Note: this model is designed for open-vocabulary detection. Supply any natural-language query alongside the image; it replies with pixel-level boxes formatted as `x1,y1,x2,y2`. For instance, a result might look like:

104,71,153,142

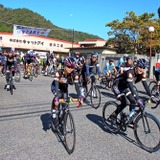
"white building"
0,32,79,57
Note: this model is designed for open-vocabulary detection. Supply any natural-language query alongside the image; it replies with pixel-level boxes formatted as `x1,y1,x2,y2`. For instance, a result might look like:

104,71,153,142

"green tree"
105,11,160,55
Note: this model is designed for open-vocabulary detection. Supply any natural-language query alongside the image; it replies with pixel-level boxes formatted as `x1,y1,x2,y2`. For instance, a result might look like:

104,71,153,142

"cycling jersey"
103,62,115,74
0,54,5,65
84,59,101,77
26,54,35,64
155,66,160,73
113,68,151,100
154,66,160,81
51,69,81,98
119,62,133,73
116,57,126,69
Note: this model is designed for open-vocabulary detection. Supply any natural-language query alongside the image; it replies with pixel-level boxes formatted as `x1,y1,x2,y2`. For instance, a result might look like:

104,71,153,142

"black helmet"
137,58,148,68
91,52,99,57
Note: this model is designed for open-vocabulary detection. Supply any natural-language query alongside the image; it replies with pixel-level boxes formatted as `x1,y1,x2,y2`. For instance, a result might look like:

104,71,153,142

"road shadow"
101,91,115,98
40,113,51,132
41,113,74,155
86,113,114,134
86,113,153,153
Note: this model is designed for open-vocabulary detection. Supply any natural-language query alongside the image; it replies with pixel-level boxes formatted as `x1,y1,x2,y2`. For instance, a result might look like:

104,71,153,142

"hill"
0,4,103,42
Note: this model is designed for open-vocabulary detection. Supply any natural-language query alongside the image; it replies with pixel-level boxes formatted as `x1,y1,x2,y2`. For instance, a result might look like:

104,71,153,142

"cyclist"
24,50,35,78
116,54,128,72
154,66,160,91
103,58,117,78
73,52,85,97
44,53,52,75
4,50,16,90
119,56,133,74
0,50,6,76
73,52,85,74
51,57,84,126
111,58,157,123
81,52,101,92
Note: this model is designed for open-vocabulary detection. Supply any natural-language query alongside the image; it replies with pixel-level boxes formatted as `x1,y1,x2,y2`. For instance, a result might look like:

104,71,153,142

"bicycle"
50,97,77,154
83,74,101,109
4,68,15,95
25,63,34,81
14,63,21,82
150,85,160,109
148,80,157,91
100,72,116,90
102,98,160,152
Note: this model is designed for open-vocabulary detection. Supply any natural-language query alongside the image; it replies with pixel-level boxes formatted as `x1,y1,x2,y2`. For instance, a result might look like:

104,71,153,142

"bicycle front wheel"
63,111,76,154
15,70,21,82
102,101,121,133
151,85,159,97
134,112,160,152
90,85,101,109
149,80,157,91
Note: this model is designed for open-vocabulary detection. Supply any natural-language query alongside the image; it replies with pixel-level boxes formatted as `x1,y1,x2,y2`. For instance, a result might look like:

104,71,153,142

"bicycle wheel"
102,101,121,133
134,112,160,152
151,85,159,97
63,111,76,154
133,85,139,96
90,85,101,109
149,80,157,91
100,78,107,89
15,70,21,82
10,81,13,95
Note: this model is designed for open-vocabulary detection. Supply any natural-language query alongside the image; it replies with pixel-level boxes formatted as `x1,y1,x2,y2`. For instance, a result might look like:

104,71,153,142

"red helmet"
64,57,76,68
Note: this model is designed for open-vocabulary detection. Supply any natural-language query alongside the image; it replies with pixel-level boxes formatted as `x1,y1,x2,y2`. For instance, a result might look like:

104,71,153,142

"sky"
0,0,159,40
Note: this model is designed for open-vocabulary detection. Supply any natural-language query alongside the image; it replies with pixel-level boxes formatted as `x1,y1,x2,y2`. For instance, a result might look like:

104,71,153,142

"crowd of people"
0,48,159,127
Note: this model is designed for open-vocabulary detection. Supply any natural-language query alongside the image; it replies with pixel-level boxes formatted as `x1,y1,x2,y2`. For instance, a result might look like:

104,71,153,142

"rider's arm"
127,74,139,100
141,78,152,97
86,64,90,77
96,64,101,77
53,72,60,95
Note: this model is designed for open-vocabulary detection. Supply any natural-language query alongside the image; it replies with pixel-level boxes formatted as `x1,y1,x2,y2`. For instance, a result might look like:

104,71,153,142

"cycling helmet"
64,56,76,68
137,58,148,68
28,50,34,56
91,52,99,57
123,54,128,57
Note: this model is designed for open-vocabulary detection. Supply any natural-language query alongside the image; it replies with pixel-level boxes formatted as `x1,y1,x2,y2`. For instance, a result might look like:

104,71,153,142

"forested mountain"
0,4,102,42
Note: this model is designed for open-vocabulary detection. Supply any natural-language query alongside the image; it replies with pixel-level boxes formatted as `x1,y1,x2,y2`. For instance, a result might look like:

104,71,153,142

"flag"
13,24,51,36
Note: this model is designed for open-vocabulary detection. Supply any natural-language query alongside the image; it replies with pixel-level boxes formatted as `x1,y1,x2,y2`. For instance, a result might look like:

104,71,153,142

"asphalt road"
0,75,159,160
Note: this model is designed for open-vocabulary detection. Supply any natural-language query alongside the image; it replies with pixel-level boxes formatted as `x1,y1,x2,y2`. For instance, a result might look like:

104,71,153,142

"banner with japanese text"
13,24,51,36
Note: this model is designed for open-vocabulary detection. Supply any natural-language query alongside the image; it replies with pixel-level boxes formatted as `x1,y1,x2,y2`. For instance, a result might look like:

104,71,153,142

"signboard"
13,24,51,37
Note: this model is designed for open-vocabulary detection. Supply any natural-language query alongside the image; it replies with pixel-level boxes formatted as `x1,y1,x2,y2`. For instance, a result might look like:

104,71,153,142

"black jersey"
114,68,145,91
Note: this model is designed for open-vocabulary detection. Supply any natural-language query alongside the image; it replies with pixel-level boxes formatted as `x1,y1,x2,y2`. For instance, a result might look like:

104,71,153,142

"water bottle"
80,87,85,97
52,109,56,118
128,109,135,119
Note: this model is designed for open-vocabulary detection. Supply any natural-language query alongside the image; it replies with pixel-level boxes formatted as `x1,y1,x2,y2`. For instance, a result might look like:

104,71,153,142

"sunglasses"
138,66,146,69
92,56,97,58
66,66,75,69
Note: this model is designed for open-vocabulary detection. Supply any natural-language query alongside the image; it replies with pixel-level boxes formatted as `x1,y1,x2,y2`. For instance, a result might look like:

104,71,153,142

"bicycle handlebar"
59,97,79,103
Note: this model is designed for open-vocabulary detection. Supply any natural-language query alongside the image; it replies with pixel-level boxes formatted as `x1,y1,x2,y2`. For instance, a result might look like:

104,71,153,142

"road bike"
148,80,157,91
14,63,21,82
50,97,76,154
83,74,101,109
100,72,116,90
4,69,16,95
102,98,160,152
